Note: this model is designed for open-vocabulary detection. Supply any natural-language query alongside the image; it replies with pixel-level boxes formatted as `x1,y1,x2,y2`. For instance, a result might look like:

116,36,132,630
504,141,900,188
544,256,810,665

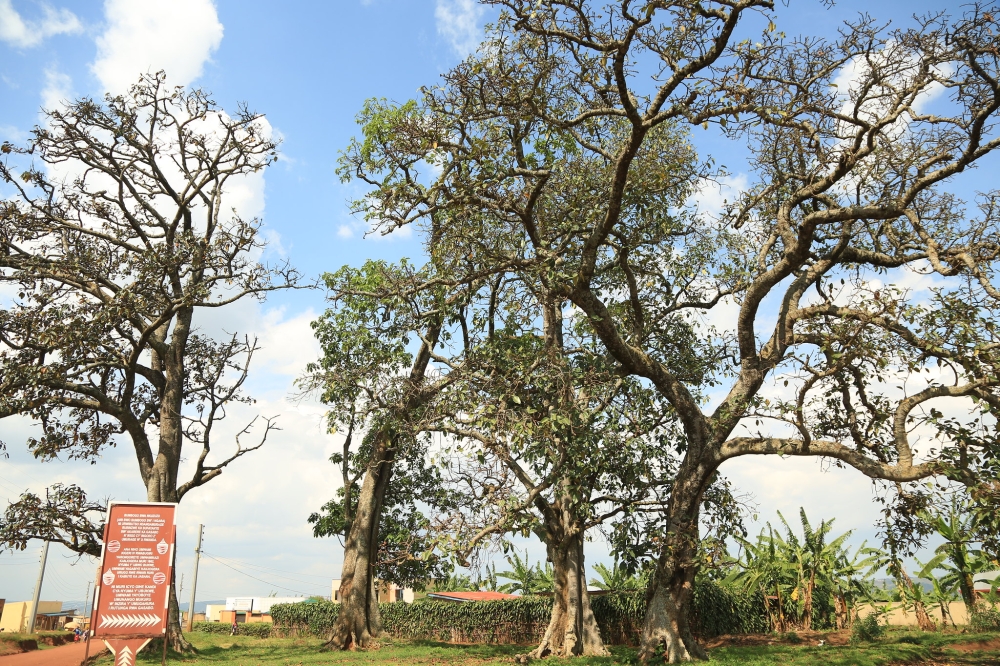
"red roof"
426,591,519,602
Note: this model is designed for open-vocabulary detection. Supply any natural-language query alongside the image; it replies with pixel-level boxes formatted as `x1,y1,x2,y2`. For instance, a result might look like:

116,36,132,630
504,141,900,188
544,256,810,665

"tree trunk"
532,529,607,658
959,572,976,618
833,591,848,630
774,584,786,633
324,319,442,651
897,570,936,632
145,452,191,652
638,457,716,664
802,572,815,630
325,432,395,650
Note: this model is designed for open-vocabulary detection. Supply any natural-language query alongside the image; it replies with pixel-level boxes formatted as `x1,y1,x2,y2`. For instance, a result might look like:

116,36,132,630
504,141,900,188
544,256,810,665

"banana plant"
496,550,553,595
916,565,959,627
918,502,992,617
589,561,648,591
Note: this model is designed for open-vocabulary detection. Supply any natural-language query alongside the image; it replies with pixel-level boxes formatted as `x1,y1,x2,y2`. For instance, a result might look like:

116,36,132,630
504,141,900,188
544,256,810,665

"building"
974,571,1000,596
424,591,518,603
0,601,68,633
204,604,225,622
219,597,310,624
331,579,414,603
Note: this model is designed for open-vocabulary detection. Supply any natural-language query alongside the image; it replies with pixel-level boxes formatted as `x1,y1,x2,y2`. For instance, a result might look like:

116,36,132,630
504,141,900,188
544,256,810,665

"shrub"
970,603,1000,632
191,621,271,638
268,580,770,645
851,612,886,643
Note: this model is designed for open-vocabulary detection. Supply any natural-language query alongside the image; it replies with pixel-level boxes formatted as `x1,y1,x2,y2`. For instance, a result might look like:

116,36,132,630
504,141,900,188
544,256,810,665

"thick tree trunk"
638,456,717,664
532,529,607,658
136,310,194,652
145,453,191,652
325,433,395,650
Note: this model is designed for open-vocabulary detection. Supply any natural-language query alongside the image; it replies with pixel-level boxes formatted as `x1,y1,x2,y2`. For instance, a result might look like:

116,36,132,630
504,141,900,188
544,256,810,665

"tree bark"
638,456,717,664
833,591,848,630
802,571,815,630
144,308,193,652
958,571,976,618
531,511,607,658
325,432,395,650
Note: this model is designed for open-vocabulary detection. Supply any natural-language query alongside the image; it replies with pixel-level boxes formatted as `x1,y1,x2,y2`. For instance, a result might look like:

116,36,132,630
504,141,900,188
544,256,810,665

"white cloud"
690,173,748,221
337,224,354,239
435,0,483,56
91,0,223,95
40,66,72,111
0,0,82,48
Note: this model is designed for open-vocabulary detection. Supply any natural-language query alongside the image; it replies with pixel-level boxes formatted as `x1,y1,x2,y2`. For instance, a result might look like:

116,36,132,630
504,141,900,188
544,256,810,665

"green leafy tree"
300,259,460,649
340,1,1000,660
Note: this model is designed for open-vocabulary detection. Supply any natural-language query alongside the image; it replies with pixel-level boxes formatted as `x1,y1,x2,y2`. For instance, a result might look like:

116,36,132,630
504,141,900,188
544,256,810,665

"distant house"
220,596,310,625
204,604,225,622
425,591,518,603
974,571,1000,596
0,601,72,632
331,579,414,604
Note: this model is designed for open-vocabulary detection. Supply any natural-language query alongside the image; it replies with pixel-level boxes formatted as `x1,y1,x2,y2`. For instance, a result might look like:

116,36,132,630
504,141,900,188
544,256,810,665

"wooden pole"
27,541,49,633
186,525,203,631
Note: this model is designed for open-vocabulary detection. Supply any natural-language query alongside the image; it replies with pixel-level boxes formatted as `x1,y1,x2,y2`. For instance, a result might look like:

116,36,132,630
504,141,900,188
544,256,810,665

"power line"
200,552,335,581
200,553,326,597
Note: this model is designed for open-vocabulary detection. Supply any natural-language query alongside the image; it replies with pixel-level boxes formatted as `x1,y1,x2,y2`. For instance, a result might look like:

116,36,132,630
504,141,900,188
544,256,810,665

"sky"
0,0,981,608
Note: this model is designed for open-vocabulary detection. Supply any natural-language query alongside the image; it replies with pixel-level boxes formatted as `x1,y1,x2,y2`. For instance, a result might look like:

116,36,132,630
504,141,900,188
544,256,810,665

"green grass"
99,629,1000,665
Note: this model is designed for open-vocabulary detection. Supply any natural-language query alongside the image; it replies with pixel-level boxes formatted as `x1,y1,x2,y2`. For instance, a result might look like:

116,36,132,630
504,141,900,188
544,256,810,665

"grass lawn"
101,629,1000,665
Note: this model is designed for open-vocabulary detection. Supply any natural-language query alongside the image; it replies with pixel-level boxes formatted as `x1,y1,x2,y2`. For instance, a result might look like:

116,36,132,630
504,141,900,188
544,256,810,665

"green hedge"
269,580,769,645
191,621,272,638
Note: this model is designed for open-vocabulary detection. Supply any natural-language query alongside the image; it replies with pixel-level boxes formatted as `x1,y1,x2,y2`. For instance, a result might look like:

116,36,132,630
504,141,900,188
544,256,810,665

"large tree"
338,1,1000,661
0,73,297,648
302,258,472,649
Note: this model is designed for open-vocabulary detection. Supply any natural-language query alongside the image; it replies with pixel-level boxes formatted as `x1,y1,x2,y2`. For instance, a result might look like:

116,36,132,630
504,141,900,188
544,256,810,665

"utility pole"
186,524,203,632
83,580,92,617
26,541,49,634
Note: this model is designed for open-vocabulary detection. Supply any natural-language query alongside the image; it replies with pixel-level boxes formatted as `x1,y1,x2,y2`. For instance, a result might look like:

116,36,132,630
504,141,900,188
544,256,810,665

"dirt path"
0,640,106,665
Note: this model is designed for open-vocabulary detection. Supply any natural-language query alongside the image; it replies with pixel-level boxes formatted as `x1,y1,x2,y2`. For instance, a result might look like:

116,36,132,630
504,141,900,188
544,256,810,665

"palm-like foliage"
496,551,553,595
917,566,959,627
918,502,992,616
589,561,648,591
725,508,881,630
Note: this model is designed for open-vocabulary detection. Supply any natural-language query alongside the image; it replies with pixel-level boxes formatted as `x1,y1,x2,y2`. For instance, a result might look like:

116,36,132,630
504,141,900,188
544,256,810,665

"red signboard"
92,502,176,650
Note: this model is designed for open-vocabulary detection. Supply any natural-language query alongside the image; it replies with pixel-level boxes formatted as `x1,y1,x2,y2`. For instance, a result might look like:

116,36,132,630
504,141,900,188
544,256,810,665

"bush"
851,612,886,643
191,621,271,638
268,580,770,645
970,603,1000,632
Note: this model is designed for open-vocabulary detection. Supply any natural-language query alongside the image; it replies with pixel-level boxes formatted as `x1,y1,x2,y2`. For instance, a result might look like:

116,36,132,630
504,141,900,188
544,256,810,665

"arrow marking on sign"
116,646,134,666
100,613,160,629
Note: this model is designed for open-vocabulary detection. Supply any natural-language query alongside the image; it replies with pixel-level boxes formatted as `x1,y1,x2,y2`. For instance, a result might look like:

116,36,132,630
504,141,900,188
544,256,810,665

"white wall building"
224,597,309,613
331,579,413,603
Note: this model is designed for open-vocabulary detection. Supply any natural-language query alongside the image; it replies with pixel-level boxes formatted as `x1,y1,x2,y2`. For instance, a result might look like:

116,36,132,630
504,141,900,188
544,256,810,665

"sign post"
91,502,176,666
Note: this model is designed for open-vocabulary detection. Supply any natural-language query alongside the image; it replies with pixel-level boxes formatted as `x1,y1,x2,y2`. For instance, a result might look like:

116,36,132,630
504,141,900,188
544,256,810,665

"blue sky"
0,0,974,606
